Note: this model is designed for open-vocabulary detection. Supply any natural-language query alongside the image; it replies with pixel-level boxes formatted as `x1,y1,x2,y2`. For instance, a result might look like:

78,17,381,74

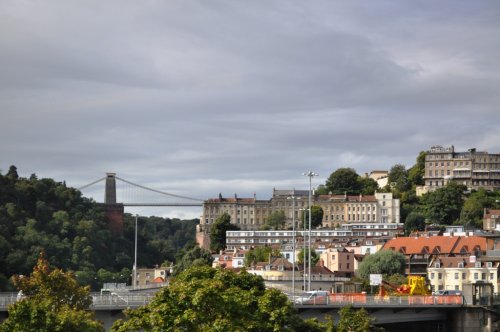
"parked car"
433,290,462,296
294,291,329,304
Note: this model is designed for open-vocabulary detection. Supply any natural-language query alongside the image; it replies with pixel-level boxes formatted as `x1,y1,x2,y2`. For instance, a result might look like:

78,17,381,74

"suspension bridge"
78,173,203,207
77,173,204,233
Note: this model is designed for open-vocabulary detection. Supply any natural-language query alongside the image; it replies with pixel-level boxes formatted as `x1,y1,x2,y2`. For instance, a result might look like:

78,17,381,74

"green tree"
173,245,213,275
335,305,374,332
404,211,426,235
358,177,379,195
302,206,324,228
358,250,406,279
0,252,103,332
266,210,287,230
325,168,361,194
422,182,466,225
210,212,239,252
459,188,493,228
407,151,426,186
297,247,319,266
244,246,275,267
388,164,410,193
111,266,319,332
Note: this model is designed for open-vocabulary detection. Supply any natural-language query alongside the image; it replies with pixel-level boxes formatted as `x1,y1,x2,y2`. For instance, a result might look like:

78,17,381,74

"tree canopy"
358,250,406,279
265,210,287,230
111,266,320,332
0,252,103,332
0,166,198,291
210,212,239,252
301,206,324,229
325,168,361,194
421,182,466,225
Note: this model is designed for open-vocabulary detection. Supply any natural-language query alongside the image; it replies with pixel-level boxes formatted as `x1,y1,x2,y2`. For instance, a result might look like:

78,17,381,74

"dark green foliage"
325,168,361,194
0,166,198,291
358,177,379,195
358,250,406,279
0,253,104,332
112,266,320,332
210,212,239,252
421,182,466,225
173,245,213,275
301,205,324,228
404,212,426,235
265,210,287,230
335,305,375,332
244,247,282,267
388,164,410,194
298,247,319,266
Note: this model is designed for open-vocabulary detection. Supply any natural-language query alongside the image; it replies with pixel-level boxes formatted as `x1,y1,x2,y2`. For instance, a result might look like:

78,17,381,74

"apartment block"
200,190,400,232
423,145,500,192
427,256,499,293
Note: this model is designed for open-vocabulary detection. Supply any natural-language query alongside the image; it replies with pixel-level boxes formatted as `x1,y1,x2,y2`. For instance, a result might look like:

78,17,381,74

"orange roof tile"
383,236,487,255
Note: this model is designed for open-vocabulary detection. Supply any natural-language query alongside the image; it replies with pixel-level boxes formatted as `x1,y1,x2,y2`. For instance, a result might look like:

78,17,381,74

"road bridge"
0,291,480,331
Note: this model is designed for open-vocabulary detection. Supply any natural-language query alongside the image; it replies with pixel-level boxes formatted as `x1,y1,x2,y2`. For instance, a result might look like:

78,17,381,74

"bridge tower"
102,173,124,234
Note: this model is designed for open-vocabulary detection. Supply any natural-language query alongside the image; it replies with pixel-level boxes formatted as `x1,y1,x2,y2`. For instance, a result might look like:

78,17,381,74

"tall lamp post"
133,214,138,289
300,208,307,292
287,195,300,300
303,171,318,291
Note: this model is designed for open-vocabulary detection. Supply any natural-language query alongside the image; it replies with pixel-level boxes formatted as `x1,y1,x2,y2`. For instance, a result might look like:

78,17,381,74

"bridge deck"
0,292,464,312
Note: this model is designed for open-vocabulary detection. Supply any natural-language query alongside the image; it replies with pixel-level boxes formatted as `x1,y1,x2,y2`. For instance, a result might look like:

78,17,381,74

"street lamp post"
303,171,318,291
287,195,300,301
133,214,138,289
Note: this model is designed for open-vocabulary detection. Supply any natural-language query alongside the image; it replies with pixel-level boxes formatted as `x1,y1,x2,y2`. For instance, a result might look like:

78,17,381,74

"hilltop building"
199,190,400,232
422,145,500,193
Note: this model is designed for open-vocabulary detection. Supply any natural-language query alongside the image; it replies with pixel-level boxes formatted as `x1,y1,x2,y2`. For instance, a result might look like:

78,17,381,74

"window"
431,272,435,279
454,273,459,280
474,273,478,280
462,273,466,280
438,273,442,280
490,273,494,280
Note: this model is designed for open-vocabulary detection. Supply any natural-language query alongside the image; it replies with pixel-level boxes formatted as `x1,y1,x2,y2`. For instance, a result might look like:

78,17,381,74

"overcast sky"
1,1,499,219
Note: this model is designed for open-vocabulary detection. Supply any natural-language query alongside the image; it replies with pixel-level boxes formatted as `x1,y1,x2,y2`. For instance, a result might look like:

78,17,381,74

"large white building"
200,190,400,232
423,145,500,192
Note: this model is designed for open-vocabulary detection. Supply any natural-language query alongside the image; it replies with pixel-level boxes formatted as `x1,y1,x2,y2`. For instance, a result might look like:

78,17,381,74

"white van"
294,290,329,304
433,290,462,296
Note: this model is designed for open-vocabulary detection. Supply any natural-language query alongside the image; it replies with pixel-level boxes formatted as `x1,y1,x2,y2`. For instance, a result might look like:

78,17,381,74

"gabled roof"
453,236,487,255
429,257,469,268
484,209,500,219
383,236,487,255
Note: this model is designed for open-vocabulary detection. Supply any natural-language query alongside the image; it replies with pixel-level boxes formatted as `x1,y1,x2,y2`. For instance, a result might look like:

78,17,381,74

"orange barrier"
329,293,367,304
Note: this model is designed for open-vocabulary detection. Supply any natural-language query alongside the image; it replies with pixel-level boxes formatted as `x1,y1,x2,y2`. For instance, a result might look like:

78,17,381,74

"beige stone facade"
317,192,399,228
427,256,499,293
424,145,500,191
200,190,400,232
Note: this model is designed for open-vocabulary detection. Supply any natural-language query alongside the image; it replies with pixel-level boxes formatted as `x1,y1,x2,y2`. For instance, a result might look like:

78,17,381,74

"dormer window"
435,262,441,268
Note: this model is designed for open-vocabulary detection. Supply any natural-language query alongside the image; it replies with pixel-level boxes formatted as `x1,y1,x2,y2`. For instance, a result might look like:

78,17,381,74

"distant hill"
0,165,198,291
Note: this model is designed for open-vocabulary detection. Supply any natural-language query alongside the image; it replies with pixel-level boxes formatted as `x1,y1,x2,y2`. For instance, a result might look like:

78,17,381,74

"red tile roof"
383,236,487,255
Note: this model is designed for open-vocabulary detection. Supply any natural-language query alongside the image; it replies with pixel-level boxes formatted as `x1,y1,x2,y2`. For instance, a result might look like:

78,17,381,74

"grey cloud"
1,1,500,218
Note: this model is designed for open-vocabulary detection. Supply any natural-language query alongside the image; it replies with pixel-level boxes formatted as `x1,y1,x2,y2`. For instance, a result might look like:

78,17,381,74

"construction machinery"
378,276,431,296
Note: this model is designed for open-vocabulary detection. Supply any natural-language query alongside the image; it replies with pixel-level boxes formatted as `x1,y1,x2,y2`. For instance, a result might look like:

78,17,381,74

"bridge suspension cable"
77,176,106,191
115,176,203,203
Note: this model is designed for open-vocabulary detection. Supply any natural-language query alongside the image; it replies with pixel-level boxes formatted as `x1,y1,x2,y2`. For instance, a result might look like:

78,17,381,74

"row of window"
430,271,495,281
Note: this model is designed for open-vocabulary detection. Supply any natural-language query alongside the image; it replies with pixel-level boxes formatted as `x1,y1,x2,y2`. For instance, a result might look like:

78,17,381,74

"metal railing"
291,293,464,307
0,292,156,311
0,292,465,312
